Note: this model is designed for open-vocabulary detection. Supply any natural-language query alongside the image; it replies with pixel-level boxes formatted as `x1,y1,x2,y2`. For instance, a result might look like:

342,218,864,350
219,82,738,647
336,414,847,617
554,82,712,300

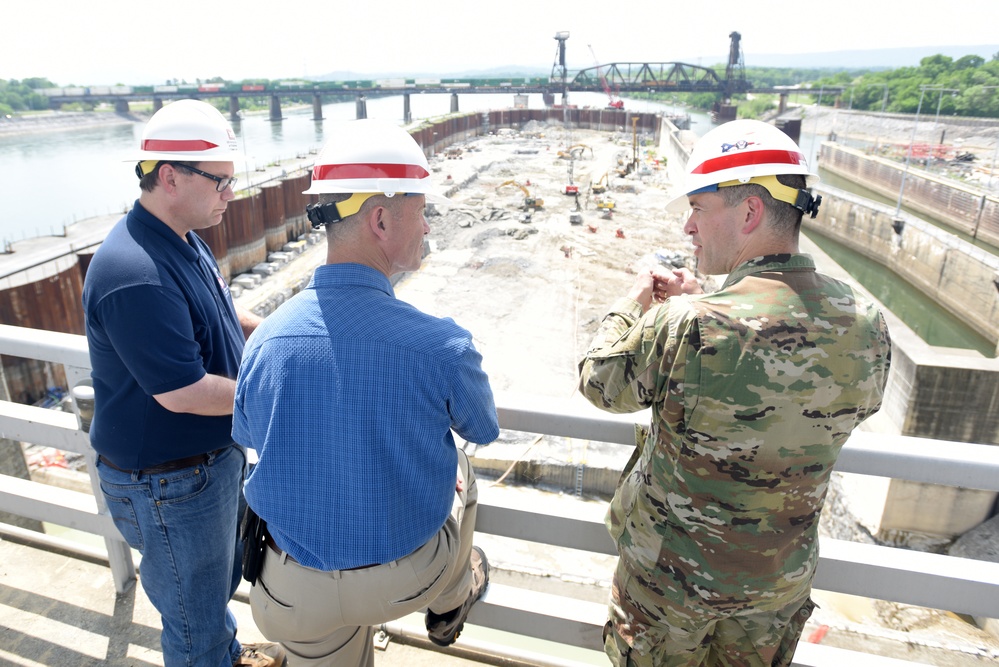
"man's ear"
368,203,390,240
158,163,180,194
741,195,765,234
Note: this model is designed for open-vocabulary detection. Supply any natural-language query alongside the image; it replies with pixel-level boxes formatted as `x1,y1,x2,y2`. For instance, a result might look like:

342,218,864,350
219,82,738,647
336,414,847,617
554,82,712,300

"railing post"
71,379,136,594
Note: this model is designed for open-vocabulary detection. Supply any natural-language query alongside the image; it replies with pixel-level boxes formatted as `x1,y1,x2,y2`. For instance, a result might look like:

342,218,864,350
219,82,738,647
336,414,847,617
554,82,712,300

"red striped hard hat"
125,99,244,169
666,119,818,213
303,119,450,204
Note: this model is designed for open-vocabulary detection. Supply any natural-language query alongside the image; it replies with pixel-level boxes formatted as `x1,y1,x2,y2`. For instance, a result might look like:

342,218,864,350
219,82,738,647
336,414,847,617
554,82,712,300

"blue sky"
3,0,998,85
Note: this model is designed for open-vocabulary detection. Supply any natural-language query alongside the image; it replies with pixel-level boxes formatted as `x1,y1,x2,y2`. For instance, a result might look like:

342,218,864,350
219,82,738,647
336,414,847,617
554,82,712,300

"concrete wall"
808,186,999,348
817,142,999,249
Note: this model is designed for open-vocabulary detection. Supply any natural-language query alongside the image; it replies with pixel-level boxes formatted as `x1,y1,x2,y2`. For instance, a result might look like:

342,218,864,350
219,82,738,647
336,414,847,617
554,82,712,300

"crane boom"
587,44,623,109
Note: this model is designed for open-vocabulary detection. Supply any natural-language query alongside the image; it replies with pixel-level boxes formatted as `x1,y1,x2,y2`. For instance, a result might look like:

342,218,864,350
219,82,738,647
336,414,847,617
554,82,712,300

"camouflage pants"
603,588,815,667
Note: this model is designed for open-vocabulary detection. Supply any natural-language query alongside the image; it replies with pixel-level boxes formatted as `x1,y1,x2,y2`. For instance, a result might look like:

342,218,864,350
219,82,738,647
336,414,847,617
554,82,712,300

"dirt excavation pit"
395,120,693,398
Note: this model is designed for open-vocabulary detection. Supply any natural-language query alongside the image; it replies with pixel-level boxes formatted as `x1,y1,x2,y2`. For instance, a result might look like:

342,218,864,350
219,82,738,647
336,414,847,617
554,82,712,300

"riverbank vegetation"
0,78,56,116
651,52,999,119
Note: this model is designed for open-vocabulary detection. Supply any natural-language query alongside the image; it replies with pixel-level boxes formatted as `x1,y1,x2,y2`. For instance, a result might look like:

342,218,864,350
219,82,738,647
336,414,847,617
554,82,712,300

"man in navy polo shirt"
82,100,283,667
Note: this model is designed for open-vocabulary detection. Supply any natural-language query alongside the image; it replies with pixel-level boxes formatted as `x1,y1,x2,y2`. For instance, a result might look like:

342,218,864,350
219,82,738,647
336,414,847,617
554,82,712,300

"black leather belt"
98,447,227,475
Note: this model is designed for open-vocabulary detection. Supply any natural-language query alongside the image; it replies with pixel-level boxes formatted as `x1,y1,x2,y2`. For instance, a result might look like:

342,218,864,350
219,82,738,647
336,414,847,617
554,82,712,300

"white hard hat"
126,99,244,172
666,119,819,214
303,118,449,206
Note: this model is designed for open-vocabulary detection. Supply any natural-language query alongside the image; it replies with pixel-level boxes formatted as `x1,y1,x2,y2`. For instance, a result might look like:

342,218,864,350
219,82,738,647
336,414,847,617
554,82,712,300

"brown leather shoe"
234,642,287,667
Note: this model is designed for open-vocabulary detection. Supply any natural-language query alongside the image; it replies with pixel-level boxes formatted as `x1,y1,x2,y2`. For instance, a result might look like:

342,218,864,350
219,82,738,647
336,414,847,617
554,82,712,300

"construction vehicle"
496,180,544,210
591,172,608,194
588,45,624,110
569,212,583,225
595,196,615,211
557,144,592,160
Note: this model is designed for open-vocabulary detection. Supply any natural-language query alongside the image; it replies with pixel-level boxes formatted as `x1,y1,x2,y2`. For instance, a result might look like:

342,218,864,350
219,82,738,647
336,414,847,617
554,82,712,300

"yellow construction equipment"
496,180,545,210
596,196,615,211
591,172,608,194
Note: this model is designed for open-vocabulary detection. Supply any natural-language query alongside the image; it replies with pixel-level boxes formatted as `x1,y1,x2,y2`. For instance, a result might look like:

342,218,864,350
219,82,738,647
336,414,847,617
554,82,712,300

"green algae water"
804,230,996,357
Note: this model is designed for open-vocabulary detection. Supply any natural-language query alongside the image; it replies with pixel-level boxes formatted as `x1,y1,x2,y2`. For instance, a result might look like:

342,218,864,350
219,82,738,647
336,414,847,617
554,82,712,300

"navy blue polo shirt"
82,200,244,469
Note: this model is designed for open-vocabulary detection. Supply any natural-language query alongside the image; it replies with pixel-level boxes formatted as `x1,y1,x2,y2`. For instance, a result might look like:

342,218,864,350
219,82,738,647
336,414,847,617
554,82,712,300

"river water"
0,93,993,354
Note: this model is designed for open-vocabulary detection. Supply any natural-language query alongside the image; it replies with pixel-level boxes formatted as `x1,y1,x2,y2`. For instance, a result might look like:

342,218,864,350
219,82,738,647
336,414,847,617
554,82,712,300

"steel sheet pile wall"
408,114,483,158
0,261,83,403
199,215,230,279
261,184,287,252
818,143,999,247
483,108,661,143
282,172,311,238
217,196,266,279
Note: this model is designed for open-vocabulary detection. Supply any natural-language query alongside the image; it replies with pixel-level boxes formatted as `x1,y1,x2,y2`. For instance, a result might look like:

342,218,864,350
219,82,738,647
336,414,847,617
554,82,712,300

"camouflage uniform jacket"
579,254,891,647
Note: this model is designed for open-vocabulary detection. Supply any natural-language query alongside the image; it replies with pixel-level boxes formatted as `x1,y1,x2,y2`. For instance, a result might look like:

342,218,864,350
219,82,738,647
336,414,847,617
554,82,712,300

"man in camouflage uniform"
578,119,892,666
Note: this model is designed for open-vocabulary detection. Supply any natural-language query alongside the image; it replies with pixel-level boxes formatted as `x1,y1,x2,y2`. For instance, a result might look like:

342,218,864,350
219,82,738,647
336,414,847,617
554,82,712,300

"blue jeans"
97,444,247,667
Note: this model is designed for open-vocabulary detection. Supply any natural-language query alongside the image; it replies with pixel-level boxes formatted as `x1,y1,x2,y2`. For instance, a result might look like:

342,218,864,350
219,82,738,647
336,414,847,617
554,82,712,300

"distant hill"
315,45,999,80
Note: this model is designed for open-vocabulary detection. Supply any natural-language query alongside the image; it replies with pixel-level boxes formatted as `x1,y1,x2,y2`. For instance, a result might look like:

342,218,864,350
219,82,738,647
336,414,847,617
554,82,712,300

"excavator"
557,144,593,160
591,172,609,194
496,180,544,210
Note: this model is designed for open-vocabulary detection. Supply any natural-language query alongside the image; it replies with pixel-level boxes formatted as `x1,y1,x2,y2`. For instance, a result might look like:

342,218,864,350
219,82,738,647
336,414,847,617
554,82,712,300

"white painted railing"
1,325,998,666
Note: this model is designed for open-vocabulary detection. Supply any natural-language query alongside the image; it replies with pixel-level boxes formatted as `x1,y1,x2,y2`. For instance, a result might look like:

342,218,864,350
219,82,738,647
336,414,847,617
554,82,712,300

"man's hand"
629,267,703,312
662,268,703,297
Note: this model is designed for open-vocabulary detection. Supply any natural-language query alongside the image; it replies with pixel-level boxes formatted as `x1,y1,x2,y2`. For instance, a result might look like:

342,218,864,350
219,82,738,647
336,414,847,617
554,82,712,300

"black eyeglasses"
169,163,238,192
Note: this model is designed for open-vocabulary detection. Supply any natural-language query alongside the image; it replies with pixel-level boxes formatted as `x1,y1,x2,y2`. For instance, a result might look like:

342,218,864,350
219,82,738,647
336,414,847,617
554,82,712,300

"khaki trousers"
249,450,477,667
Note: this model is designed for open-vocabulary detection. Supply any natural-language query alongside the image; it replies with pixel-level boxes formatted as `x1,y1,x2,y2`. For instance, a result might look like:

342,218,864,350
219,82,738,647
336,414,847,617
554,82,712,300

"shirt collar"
129,200,200,262
721,254,816,290
310,263,396,298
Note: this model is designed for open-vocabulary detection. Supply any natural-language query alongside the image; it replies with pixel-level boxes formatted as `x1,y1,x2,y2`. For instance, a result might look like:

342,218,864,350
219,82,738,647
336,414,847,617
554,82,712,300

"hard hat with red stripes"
666,119,821,217
303,119,450,227
126,99,244,177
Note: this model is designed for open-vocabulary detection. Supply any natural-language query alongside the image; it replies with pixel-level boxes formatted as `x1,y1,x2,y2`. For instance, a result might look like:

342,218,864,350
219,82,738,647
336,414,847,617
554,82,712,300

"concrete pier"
268,94,282,121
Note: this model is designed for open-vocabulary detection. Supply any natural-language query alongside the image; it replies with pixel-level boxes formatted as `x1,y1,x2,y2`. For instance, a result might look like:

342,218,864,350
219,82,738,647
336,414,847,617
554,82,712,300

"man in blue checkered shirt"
233,119,499,666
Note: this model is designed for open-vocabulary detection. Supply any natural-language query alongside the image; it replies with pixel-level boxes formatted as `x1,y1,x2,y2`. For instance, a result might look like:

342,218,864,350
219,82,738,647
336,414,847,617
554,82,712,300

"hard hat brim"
665,192,691,214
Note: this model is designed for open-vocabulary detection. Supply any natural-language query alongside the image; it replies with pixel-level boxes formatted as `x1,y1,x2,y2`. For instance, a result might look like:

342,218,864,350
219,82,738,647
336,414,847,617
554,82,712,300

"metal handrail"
1,325,998,666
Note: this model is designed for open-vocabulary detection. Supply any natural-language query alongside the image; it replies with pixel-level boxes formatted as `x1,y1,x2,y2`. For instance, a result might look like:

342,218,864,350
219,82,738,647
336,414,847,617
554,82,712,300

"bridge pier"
269,94,282,121
152,97,164,113
778,93,788,115
403,94,412,124
543,92,555,107
113,99,130,113
355,96,367,119
229,96,240,123
450,93,459,113
312,94,323,121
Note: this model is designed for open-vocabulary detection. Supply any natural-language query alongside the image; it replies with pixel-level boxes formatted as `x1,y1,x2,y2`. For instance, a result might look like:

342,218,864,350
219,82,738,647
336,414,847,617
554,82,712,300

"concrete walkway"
0,480,617,667
0,533,514,667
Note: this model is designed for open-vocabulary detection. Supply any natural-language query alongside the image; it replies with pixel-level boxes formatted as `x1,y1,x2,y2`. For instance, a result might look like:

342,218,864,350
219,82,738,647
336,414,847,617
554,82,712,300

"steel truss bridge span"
570,62,750,95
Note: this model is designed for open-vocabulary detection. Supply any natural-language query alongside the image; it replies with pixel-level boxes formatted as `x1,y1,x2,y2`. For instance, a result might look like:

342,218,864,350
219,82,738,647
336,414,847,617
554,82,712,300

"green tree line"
650,52,999,119
810,53,999,116
0,78,58,116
